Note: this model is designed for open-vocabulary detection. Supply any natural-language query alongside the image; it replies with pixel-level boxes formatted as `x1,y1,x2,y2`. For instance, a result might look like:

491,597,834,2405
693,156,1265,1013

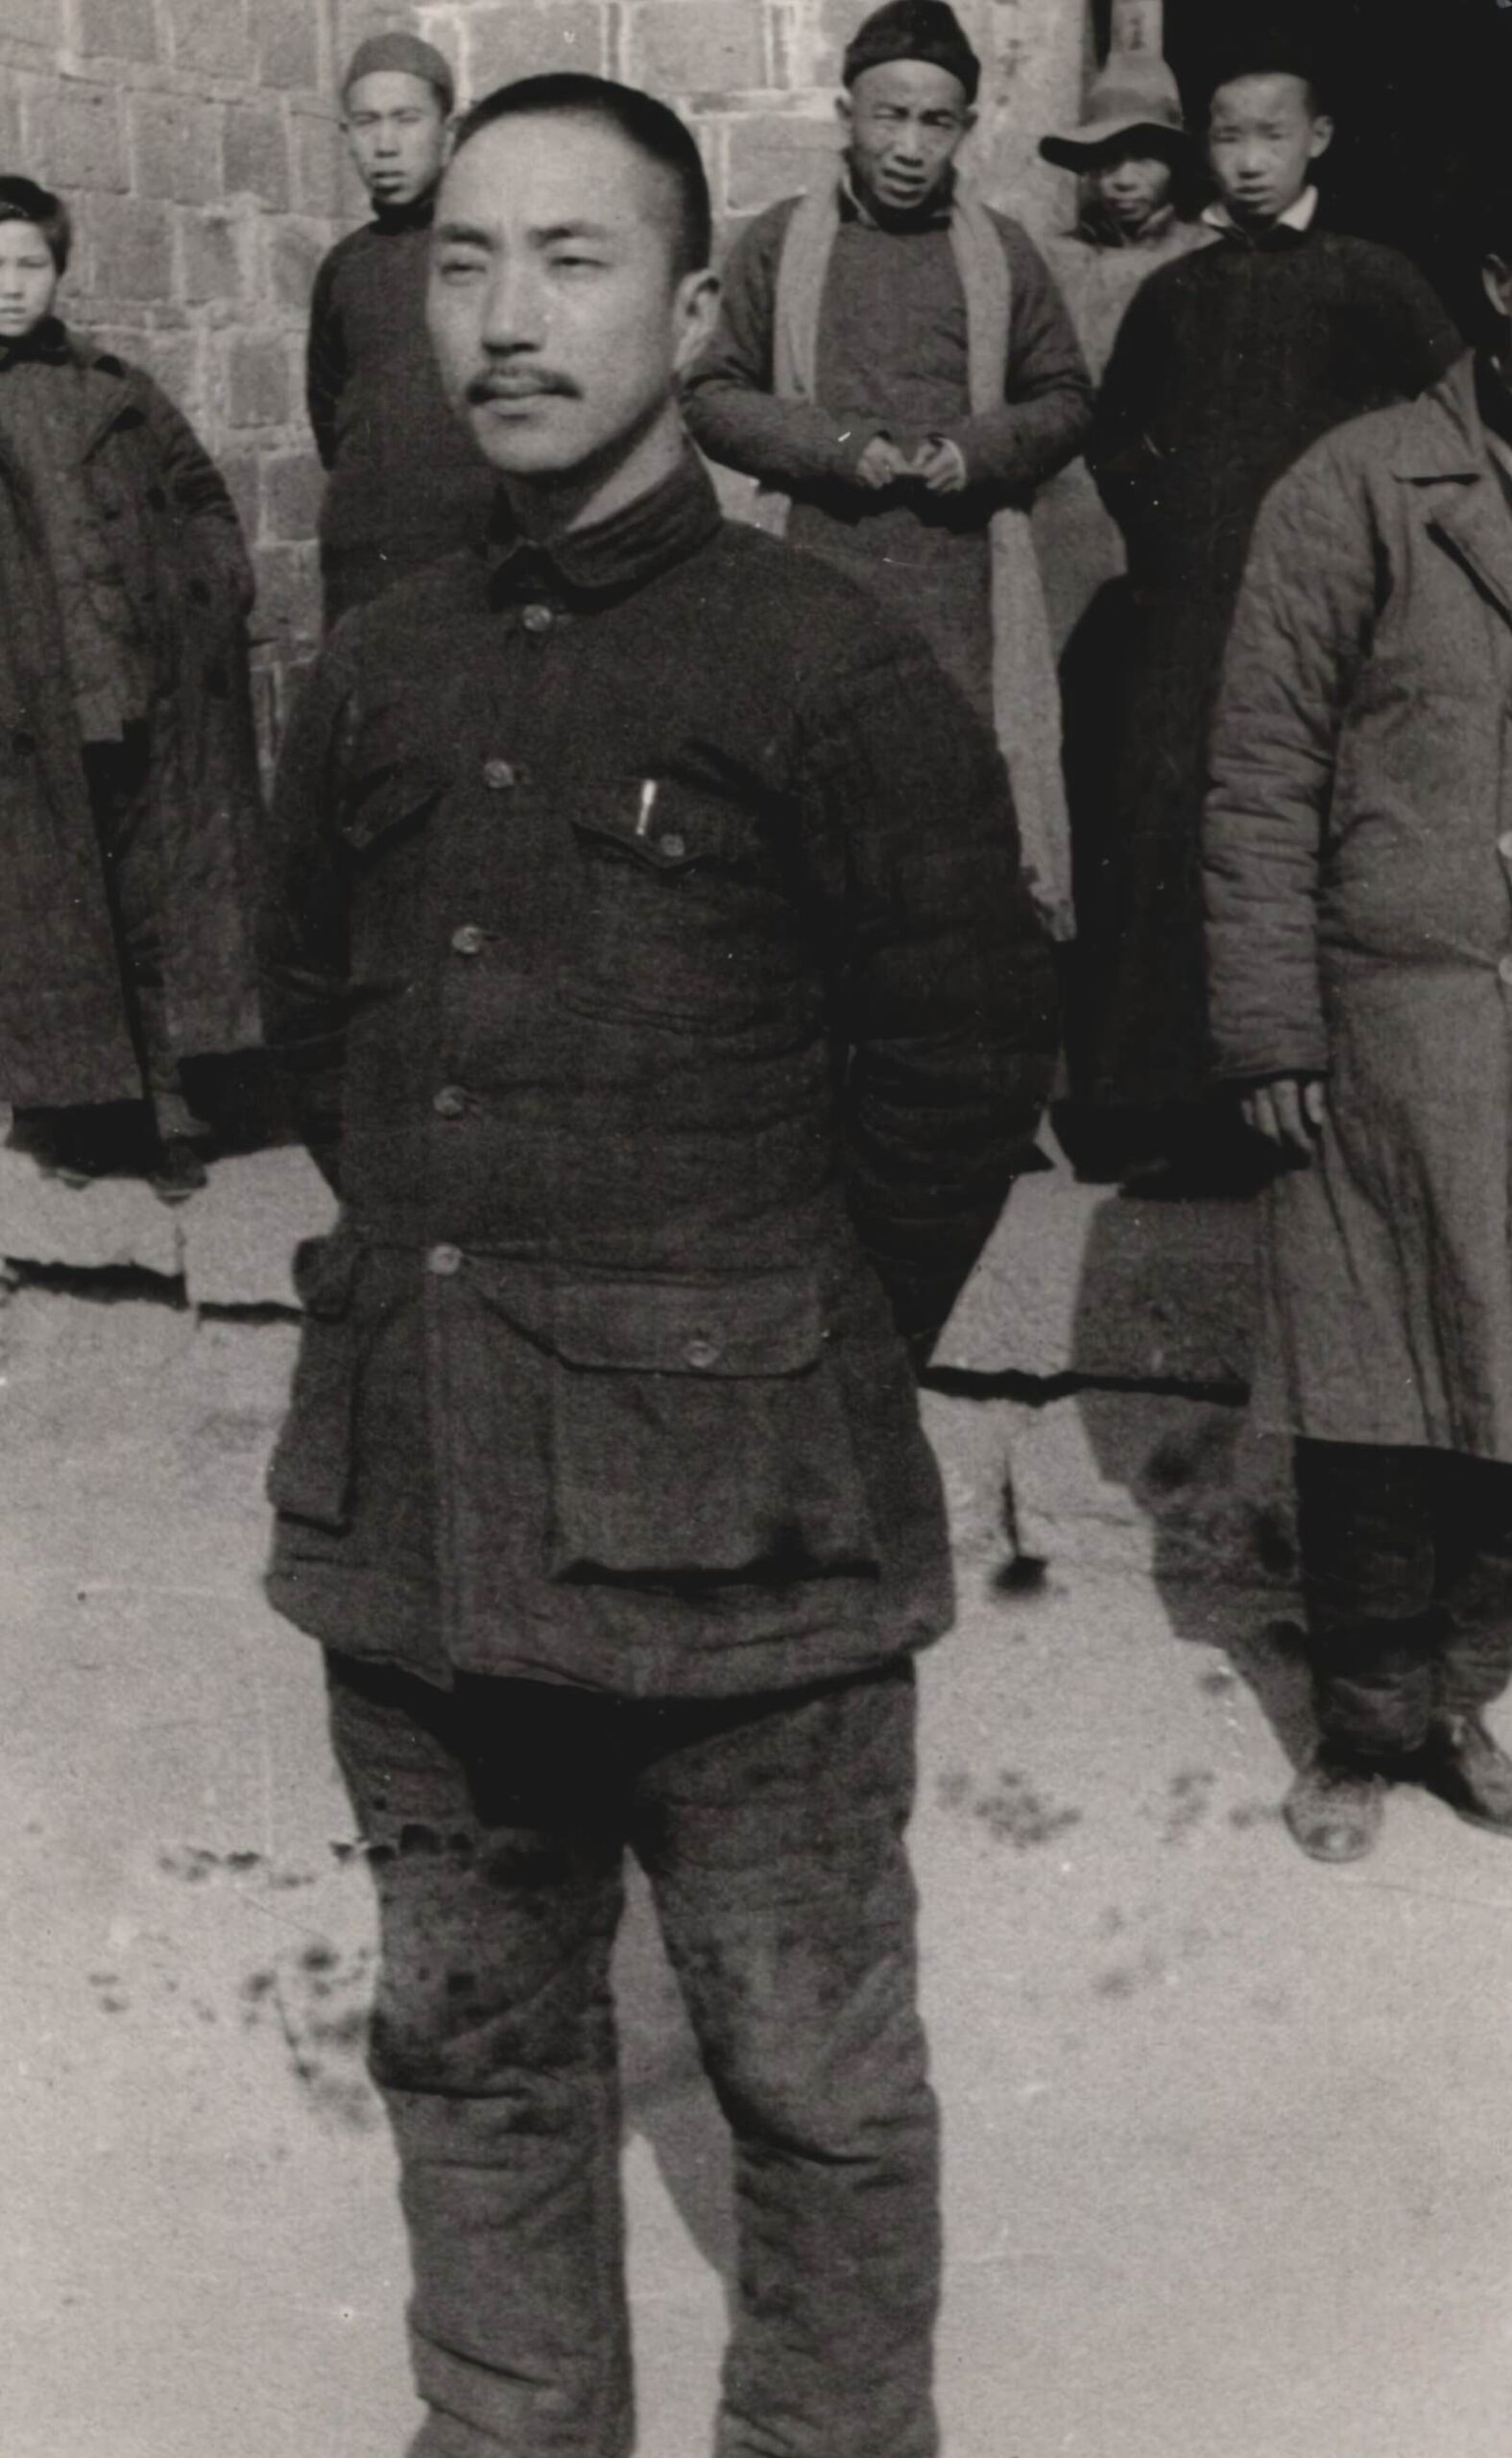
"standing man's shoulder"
312,218,376,292
694,518,980,720
720,193,808,283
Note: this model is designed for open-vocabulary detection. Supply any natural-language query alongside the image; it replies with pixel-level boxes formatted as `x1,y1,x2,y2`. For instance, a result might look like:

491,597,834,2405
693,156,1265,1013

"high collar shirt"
1202,184,1321,245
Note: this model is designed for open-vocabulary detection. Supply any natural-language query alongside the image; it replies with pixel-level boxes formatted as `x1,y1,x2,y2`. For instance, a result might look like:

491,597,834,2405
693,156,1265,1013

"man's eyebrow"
434,220,493,248
533,220,617,245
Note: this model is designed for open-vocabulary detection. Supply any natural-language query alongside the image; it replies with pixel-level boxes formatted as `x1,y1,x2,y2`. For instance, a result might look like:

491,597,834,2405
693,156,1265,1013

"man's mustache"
466,369,581,404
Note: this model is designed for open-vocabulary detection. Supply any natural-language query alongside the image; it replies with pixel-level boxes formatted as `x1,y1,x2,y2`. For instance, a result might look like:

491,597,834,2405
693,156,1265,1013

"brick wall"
0,0,1089,740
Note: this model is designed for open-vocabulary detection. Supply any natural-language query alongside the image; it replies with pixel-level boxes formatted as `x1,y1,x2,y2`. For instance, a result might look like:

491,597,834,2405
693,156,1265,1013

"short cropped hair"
0,175,72,273
450,74,712,278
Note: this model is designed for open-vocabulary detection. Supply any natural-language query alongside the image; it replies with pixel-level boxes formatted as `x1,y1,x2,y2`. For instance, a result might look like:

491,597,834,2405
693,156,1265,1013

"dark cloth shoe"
1418,1714,1512,1836
148,1136,209,1205
1282,1751,1388,1862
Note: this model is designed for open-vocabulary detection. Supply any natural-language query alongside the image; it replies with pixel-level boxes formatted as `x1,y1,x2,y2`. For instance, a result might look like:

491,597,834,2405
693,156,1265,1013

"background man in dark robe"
1086,39,1459,1189
306,31,495,628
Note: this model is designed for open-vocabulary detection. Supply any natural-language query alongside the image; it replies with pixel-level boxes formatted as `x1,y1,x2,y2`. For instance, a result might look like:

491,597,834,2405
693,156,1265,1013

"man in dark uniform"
305,31,495,627
262,72,1055,2458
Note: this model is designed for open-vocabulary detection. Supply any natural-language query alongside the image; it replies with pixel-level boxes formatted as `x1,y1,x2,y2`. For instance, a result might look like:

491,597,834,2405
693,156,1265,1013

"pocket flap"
340,759,446,854
570,782,751,873
553,1271,826,1378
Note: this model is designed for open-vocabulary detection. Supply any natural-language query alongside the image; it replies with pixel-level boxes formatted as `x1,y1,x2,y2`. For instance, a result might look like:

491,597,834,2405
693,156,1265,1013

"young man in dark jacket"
682,0,1091,934
262,70,1055,2458
306,31,494,627
1086,42,1460,1185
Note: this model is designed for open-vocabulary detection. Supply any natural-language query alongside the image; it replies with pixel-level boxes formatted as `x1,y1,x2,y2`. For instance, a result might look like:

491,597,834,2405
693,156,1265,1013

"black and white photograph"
1,4,1510,2454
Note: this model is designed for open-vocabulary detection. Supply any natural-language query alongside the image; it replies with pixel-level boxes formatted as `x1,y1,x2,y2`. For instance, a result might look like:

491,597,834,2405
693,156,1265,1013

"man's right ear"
834,93,853,136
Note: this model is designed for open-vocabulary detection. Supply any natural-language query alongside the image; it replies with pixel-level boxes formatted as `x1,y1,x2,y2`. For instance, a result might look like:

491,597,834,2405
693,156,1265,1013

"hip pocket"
538,1268,878,1582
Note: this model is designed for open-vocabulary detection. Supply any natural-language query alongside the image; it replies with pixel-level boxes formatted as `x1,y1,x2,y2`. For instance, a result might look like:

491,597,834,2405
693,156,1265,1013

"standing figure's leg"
1419,1455,1512,1835
640,1662,940,2458
1288,1438,1439,1861
327,1657,636,2458
84,727,208,1193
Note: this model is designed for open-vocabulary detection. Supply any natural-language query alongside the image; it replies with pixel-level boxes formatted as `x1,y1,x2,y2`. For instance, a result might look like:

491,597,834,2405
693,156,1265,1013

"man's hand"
1240,1073,1327,1159
910,437,969,495
854,434,911,492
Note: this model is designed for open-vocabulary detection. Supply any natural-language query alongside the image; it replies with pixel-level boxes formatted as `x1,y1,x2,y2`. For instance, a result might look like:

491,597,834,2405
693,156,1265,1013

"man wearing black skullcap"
306,32,495,626
684,0,1092,935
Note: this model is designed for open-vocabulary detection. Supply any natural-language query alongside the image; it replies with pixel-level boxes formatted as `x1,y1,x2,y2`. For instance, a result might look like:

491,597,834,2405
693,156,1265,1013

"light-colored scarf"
752,181,1072,937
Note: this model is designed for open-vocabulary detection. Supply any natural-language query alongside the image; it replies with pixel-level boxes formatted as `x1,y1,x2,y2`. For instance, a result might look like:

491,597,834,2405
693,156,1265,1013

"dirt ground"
2,1281,1511,2458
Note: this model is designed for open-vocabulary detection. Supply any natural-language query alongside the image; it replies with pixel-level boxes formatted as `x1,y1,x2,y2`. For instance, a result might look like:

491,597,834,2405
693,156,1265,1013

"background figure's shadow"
1063,1189,1319,1775
613,1866,737,2293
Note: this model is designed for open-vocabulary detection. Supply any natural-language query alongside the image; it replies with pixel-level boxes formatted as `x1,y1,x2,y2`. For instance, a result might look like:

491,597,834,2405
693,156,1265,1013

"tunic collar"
0,316,72,374
371,190,437,237
1202,184,1319,249
485,447,724,606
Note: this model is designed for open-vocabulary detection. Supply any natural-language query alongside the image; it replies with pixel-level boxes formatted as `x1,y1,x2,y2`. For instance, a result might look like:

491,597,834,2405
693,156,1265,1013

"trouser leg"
638,1662,940,2458
1293,1439,1441,1757
326,1657,635,2458
84,730,200,1140
1431,1456,1512,1720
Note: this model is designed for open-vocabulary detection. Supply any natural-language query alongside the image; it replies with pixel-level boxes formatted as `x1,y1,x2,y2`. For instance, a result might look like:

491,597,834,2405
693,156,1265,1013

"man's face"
0,219,60,342
344,71,448,210
428,112,716,496
838,60,974,217
1208,74,1332,229
1088,145,1175,235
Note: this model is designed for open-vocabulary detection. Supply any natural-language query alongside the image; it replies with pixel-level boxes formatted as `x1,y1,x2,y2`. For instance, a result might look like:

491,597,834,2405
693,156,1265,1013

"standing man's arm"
1204,440,1381,1149
259,640,358,1189
796,627,1058,1357
930,223,1092,493
305,247,347,474
681,205,895,490
1085,274,1173,543
1376,253,1463,398
134,369,255,611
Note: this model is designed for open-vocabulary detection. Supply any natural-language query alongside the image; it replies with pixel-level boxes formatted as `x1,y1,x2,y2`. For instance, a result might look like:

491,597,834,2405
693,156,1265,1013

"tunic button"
659,831,687,860
433,1085,468,1119
427,1243,463,1276
451,924,485,955
520,603,554,635
684,1334,721,1370
482,758,516,791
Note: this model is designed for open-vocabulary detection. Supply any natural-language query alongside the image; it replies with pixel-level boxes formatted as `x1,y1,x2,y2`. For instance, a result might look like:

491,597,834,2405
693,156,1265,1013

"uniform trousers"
326,1649,941,2458
1294,1439,1512,1757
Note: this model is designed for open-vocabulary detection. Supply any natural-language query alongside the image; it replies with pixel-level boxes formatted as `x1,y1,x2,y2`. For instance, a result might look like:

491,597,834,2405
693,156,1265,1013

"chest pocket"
562,779,803,1032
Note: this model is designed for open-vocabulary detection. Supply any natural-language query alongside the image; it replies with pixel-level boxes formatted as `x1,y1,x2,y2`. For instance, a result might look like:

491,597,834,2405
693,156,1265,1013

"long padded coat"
1205,353,1512,1458
0,332,262,1107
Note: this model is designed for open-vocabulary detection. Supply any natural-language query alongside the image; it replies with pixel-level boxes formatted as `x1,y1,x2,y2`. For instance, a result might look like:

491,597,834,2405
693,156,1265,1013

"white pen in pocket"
635,778,660,837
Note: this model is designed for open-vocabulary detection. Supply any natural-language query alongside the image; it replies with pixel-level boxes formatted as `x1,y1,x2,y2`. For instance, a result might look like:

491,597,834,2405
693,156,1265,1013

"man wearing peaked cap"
684,0,1092,935
305,28,495,626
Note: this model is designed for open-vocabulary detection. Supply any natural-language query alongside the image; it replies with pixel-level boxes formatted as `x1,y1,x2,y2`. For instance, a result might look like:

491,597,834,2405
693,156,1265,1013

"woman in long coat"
1204,296,1512,1864
0,177,261,1198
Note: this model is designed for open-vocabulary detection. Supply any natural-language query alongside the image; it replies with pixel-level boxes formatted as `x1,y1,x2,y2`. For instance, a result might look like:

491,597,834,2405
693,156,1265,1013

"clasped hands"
854,432,968,495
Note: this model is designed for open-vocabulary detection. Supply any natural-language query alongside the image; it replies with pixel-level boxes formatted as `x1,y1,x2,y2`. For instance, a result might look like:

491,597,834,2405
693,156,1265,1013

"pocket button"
427,1243,464,1275
433,1085,468,1119
659,831,687,860
482,759,516,791
451,924,485,955
684,1334,721,1370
